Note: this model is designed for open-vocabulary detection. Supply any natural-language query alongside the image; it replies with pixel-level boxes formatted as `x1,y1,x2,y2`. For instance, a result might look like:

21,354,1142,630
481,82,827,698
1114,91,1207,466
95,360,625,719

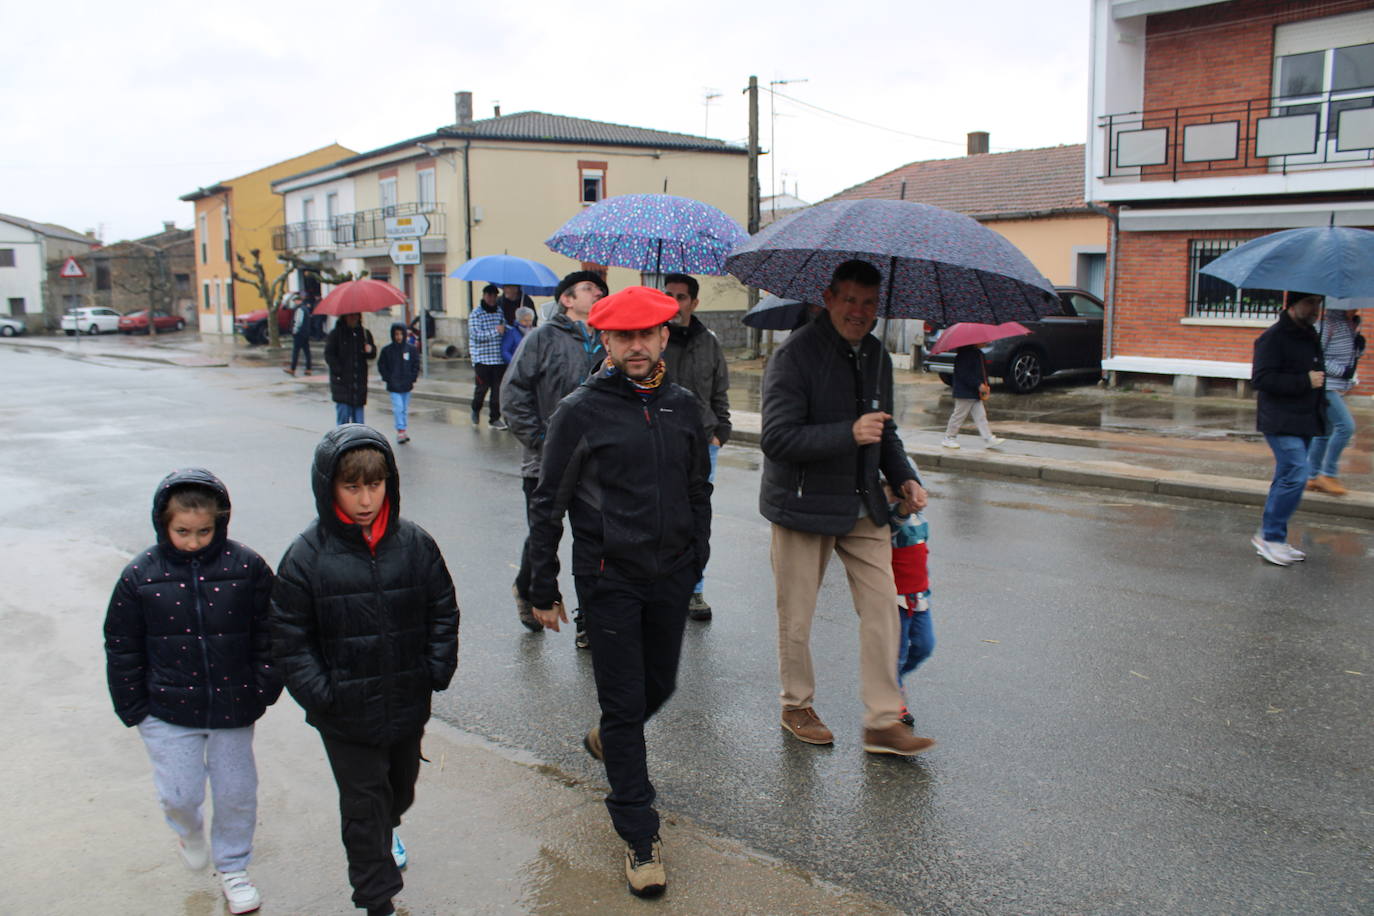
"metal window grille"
1187,240,1284,319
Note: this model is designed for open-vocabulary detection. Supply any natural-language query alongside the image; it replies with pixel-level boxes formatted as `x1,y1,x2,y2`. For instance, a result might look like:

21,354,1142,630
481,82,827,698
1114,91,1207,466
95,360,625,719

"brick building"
48,223,197,325
1087,0,1374,396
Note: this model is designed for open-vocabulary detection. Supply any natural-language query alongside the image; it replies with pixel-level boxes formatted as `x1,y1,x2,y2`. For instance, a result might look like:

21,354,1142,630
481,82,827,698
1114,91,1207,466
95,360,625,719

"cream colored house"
272,95,750,347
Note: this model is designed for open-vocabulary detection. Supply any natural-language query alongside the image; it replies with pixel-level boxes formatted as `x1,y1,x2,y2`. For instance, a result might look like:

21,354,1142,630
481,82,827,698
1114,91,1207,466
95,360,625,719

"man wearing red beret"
528,286,712,899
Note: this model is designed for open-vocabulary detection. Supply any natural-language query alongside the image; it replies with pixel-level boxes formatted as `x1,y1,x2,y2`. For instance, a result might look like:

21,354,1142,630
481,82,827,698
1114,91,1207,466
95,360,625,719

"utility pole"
746,75,761,359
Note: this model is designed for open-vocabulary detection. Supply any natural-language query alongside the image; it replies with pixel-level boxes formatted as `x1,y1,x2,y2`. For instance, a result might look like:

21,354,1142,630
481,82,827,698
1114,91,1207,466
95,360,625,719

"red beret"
588,286,680,331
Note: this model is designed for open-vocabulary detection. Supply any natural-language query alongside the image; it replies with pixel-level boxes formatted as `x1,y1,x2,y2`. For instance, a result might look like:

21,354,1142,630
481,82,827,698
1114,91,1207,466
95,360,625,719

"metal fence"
273,202,446,252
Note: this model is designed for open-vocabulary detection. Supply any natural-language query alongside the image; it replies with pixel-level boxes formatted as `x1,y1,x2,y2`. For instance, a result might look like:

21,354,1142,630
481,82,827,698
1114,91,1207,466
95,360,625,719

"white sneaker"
1251,534,1294,567
178,831,208,871
220,871,261,914
1280,543,1307,562
941,437,960,449
985,435,1005,448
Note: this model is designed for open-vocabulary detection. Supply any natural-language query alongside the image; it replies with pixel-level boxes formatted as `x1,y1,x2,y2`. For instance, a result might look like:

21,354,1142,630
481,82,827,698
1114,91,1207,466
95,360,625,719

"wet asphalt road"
7,344,1374,915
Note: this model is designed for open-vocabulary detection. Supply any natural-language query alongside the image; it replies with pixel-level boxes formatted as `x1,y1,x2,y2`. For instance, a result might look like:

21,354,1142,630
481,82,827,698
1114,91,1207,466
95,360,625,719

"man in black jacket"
1250,290,1326,566
760,259,935,756
529,286,711,899
272,426,459,916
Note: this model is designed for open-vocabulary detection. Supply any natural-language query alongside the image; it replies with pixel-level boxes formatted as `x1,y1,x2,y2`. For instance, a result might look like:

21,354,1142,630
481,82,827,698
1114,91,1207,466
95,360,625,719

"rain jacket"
500,310,605,479
759,311,919,535
104,468,281,729
270,425,459,747
664,316,733,445
526,366,712,610
324,321,376,407
1252,309,1326,438
378,322,420,393
951,346,985,400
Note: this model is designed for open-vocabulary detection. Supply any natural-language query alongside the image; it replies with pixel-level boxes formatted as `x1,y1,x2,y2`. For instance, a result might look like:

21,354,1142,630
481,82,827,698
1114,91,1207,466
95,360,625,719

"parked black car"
922,287,1105,393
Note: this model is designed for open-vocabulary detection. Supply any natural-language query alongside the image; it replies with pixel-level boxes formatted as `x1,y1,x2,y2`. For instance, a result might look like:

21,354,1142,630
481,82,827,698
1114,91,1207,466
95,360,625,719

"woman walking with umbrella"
942,344,1004,450
316,279,404,425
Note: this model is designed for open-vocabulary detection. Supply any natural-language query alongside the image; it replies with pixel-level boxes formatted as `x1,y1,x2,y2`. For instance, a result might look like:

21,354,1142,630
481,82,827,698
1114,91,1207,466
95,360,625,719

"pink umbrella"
928,321,1030,355
314,279,407,316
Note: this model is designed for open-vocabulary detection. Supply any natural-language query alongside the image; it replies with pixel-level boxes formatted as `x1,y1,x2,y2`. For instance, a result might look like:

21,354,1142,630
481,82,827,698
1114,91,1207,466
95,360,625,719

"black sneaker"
514,584,542,633
470,410,480,426
688,592,712,621
490,418,509,431
574,609,590,650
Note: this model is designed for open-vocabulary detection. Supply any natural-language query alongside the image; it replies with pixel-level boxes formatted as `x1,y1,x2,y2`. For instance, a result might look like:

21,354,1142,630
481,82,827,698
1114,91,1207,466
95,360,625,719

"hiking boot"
178,830,209,871
941,437,960,449
491,418,509,431
862,722,937,756
781,707,834,745
1310,475,1347,496
624,836,666,898
583,726,604,761
1251,534,1294,567
391,831,407,870
688,592,712,621
574,610,590,650
220,870,262,915
514,585,542,633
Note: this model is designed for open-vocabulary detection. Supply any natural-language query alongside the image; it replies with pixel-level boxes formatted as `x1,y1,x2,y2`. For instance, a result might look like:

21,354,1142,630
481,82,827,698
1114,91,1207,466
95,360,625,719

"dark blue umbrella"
742,295,815,330
450,254,560,294
546,193,749,276
725,199,1059,323
1198,227,1374,300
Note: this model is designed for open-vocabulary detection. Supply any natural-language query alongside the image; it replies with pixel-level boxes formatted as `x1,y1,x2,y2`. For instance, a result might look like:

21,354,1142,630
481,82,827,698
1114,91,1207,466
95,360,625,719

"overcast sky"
3,0,1091,244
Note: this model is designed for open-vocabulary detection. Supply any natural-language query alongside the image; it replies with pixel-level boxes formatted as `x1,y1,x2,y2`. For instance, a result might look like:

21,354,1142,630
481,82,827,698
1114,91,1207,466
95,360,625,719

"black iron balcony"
1098,88,1373,180
272,202,446,252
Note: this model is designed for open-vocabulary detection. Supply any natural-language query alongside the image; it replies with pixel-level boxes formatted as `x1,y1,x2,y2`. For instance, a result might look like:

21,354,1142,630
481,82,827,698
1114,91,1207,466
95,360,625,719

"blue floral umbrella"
1198,226,1374,300
450,254,560,295
725,199,1059,323
546,193,749,276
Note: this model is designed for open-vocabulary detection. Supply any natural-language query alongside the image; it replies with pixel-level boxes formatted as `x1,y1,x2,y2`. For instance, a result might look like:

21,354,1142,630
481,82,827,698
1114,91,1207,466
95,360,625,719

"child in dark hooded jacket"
103,468,280,915
377,321,421,444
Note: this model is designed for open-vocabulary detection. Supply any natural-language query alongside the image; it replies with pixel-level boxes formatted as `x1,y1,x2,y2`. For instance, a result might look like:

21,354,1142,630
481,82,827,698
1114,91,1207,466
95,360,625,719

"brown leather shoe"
863,722,936,756
1311,475,1348,496
583,726,603,761
781,707,834,745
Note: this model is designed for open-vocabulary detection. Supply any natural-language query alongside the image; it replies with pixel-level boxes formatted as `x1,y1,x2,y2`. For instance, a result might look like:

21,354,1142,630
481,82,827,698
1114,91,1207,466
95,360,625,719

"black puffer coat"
325,321,376,406
103,468,281,729
271,425,460,747
1253,309,1326,437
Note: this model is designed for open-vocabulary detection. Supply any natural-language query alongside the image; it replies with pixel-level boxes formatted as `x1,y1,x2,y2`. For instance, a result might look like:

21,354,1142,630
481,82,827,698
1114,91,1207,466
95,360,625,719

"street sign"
59,257,86,278
385,214,430,239
389,240,422,265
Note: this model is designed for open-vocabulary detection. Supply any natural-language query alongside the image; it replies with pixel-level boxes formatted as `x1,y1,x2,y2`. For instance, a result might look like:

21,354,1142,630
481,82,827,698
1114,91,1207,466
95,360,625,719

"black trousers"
514,476,539,601
472,363,506,421
290,333,312,371
320,732,423,912
576,564,695,844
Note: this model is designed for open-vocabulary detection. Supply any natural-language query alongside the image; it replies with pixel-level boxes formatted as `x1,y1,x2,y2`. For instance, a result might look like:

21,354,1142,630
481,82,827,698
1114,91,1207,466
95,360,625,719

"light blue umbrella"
450,254,560,294
1197,227,1374,300
1324,296,1373,311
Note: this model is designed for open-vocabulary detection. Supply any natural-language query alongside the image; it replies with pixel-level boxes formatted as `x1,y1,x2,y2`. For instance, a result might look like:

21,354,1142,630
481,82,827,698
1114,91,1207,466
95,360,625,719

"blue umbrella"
1197,227,1374,300
1325,296,1373,311
742,295,815,331
546,193,749,276
450,254,560,294
725,199,1058,323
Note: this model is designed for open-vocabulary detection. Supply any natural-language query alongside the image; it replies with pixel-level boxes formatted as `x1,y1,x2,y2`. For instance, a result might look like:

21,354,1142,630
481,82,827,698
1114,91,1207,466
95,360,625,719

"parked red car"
234,305,296,345
118,309,186,334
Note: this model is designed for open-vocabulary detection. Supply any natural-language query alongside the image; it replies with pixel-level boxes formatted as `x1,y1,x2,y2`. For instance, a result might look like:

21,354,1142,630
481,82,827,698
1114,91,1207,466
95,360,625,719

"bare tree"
232,249,363,347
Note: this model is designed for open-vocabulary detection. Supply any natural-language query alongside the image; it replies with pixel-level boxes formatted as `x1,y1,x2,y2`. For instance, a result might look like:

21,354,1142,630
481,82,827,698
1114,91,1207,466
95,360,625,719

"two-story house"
1088,0,1374,397
0,213,98,330
180,144,355,334
270,92,750,349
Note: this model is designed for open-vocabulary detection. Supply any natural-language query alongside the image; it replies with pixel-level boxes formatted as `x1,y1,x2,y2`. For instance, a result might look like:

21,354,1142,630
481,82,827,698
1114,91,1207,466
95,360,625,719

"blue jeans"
335,402,364,425
694,443,720,593
1261,434,1310,542
898,604,935,687
389,391,411,432
1307,391,1354,478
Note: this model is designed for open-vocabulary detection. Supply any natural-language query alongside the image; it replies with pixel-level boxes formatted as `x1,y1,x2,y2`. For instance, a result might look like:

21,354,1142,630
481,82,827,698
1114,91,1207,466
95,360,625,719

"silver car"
0,315,25,337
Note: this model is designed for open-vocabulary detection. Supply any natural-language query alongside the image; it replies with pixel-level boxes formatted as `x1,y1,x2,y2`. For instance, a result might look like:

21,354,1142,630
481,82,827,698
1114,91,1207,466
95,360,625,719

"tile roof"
825,144,1090,219
440,111,746,154
0,212,96,245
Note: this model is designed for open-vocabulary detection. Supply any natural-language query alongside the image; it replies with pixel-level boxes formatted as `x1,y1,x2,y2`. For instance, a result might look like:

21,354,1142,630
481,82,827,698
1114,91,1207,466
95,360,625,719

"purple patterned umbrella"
546,193,749,276
725,199,1060,323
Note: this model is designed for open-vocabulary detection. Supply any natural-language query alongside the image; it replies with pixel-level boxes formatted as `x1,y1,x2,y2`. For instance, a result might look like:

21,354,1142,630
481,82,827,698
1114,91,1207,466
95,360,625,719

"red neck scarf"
333,497,391,554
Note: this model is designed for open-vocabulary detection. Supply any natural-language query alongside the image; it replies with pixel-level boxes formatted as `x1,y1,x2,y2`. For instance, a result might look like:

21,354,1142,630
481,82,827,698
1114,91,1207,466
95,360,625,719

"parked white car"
62,307,122,335
0,315,25,337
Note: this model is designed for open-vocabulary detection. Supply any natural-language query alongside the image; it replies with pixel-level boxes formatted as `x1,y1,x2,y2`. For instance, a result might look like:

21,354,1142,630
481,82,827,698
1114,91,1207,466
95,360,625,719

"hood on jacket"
310,424,401,535
389,321,407,343
152,468,231,558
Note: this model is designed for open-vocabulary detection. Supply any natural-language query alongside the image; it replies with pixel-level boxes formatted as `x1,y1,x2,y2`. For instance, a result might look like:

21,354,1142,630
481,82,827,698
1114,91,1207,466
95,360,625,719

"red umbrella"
314,279,407,316
928,321,1030,355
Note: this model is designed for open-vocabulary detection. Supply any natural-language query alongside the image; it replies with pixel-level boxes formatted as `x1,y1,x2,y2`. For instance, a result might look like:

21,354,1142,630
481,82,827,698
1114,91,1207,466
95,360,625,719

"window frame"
1187,239,1284,320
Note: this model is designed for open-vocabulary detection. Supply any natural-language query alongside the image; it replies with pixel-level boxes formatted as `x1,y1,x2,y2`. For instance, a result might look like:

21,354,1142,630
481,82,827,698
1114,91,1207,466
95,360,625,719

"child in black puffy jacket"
103,468,280,915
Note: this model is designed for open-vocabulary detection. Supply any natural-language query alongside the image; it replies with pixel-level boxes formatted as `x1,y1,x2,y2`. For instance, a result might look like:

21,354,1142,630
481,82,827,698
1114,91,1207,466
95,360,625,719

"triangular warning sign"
59,257,86,279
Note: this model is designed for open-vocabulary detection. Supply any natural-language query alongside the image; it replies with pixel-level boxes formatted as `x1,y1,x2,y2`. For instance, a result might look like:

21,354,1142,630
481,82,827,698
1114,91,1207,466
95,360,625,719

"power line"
765,88,1005,150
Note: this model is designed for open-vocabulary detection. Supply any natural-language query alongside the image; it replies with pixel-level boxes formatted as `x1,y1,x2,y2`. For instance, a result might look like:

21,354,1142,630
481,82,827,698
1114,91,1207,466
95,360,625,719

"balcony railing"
273,202,446,252
1098,88,1373,180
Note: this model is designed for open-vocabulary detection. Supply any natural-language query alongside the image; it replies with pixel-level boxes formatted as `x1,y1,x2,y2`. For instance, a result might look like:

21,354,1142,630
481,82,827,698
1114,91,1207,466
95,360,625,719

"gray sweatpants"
137,716,258,873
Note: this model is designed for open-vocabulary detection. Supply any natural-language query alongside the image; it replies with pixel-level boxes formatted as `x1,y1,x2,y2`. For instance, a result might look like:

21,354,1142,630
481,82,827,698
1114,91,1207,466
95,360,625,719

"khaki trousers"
771,517,904,730
945,397,992,439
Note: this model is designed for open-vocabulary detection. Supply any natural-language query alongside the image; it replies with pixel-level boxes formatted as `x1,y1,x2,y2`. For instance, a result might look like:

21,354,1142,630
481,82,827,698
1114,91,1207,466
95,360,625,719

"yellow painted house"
181,144,355,334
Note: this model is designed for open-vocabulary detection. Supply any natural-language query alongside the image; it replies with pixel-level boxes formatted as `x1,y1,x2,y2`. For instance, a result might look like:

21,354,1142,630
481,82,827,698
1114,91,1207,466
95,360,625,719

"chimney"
163,221,176,232
493,102,501,117
455,91,473,126
967,131,989,155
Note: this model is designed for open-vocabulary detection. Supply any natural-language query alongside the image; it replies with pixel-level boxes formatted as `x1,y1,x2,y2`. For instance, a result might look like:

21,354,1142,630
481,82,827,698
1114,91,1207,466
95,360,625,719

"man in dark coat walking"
1250,290,1326,566
325,313,376,425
